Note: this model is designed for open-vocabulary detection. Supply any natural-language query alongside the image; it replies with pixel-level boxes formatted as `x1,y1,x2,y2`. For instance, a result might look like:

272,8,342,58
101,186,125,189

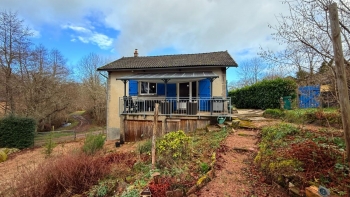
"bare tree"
260,0,350,106
15,45,71,130
234,58,267,87
0,11,32,115
264,0,349,68
78,53,108,125
260,41,323,85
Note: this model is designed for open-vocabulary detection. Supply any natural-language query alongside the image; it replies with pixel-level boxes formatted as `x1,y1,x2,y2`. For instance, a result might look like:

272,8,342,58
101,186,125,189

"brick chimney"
134,49,138,57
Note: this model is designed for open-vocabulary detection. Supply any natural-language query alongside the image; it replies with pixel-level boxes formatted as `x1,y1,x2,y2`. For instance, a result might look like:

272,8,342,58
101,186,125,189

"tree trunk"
152,103,159,169
329,3,350,161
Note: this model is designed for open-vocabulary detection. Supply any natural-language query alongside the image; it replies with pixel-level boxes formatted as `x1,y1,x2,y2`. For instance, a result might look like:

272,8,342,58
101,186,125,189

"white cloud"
90,34,113,49
62,25,91,34
62,24,114,49
0,0,289,58
31,29,41,38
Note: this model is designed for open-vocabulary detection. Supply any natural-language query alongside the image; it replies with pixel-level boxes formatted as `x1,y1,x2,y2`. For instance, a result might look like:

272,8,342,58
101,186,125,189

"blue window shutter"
129,80,138,96
157,83,165,95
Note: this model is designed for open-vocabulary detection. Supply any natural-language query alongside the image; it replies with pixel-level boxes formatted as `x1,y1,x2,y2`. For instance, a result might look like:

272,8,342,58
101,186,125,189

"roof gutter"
97,65,238,72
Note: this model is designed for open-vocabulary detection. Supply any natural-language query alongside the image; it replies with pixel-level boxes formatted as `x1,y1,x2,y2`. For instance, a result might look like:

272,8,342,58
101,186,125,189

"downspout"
121,80,128,113
99,72,108,136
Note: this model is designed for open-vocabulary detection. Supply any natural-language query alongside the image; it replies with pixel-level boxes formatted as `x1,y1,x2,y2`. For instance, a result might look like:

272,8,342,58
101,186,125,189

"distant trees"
77,53,107,125
0,11,32,115
16,45,72,130
0,11,109,131
228,57,285,90
259,0,349,85
0,11,78,131
236,58,266,87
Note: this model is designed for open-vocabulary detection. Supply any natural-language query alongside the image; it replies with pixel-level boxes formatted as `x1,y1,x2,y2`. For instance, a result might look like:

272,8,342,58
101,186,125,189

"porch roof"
116,71,218,83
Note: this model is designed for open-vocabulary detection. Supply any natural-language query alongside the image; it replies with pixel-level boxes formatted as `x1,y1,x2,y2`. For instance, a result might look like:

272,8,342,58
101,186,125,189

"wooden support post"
329,3,350,161
152,103,159,169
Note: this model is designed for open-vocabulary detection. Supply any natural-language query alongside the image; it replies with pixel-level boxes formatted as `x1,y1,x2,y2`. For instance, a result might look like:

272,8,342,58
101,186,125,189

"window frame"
140,81,157,95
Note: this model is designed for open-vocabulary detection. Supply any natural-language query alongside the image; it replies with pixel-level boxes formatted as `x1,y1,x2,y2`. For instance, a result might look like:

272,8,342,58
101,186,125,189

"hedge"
229,78,297,109
0,116,36,149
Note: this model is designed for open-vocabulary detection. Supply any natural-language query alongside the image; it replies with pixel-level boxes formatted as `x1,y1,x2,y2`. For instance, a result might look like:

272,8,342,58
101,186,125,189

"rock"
117,181,128,193
231,108,238,114
207,169,215,180
151,172,161,184
172,189,184,197
238,120,256,129
289,186,303,197
186,185,198,196
224,121,232,126
231,128,236,133
231,120,240,129
305,186,322,197
166,191,173,197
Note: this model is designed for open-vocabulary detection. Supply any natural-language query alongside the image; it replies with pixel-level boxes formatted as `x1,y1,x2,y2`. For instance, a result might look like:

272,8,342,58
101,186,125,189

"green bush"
82,133,106,155
137,139,152,154
157,130,191,159
199,162,210,174
43,132,56,158
229,78,297,109
255,123,302,177
281,108,342,128
261,123,299,143
263,109,285,119
0,116,36,149
120,188,139,197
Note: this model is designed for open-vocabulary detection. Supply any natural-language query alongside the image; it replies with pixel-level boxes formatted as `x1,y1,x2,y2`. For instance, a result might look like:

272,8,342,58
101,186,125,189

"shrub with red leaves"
12,153,111,197
104,152,137,168
283,140,349,189
148,177,172,197
285,140,337,179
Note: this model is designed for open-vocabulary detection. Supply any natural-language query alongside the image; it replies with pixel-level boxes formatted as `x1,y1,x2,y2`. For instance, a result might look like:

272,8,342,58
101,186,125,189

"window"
141,82,157,94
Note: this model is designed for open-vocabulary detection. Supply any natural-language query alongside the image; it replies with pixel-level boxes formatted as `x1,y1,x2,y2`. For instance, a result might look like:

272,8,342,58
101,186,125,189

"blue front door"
167,83,176,110
199,79,211,111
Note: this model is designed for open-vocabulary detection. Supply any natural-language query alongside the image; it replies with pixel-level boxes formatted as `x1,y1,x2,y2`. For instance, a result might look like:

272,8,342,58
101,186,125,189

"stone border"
185,152,217,196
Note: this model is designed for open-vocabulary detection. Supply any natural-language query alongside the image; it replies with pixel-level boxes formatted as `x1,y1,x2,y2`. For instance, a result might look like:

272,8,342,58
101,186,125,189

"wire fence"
34,130,105,147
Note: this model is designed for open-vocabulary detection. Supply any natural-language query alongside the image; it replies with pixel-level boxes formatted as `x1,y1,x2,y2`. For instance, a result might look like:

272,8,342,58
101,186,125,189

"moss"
268,159,301,173
239,120,256,129
196,175,209,187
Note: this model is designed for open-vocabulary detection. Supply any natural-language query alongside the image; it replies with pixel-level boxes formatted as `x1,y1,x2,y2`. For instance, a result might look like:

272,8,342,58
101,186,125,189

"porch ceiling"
116,71,218,83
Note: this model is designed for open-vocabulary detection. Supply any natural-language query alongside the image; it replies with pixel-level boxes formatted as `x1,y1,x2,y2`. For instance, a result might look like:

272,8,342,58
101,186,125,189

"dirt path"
198,123,288,197
72,114,90,132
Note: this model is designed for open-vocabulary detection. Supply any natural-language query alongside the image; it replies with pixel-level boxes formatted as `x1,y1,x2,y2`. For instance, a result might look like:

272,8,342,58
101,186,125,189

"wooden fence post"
152,103,159,169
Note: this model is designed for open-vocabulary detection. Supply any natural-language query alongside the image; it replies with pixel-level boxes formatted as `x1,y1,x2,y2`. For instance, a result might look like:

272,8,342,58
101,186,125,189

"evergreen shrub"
0,116,36,149
229,78,297,109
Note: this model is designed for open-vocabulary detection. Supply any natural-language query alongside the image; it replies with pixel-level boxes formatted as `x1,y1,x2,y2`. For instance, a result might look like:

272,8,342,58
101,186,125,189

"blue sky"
1,0,289,83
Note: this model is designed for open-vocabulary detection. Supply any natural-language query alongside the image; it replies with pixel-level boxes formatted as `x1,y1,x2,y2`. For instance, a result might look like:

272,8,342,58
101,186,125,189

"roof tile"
97,51,237,71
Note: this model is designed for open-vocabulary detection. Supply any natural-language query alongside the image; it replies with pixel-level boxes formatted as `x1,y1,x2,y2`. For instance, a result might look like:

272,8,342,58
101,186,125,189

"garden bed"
255,123,348,196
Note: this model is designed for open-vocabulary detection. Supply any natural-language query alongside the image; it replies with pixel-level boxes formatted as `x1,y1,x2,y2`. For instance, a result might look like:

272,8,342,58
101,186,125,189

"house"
97,50,238,142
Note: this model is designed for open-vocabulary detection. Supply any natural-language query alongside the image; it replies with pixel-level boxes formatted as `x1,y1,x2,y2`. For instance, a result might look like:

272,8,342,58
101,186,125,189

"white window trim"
140,81,157,95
